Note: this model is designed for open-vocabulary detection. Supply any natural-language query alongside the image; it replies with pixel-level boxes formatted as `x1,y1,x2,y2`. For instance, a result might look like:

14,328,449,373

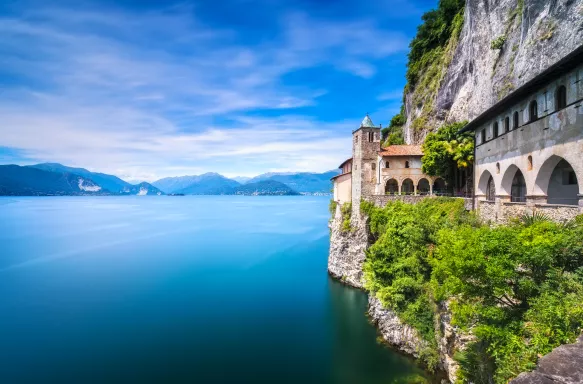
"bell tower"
352,114,381,208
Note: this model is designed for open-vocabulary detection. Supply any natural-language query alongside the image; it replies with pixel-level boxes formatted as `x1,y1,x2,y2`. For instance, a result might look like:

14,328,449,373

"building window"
385,161,390,168
556,85,567,111
372,162,376,171
405,161,410,168
480,129,486,144
513,111,519,129
504,116,510,133
527,155,533,171
368,132,374,142
564,171,577,185
496,163,500,174
493,122,499,138
529,100,538,122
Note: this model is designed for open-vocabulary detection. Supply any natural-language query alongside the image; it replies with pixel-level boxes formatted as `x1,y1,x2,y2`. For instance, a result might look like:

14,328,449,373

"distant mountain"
246,170,340,193
0,163,164,196
231,176,251,184
119,182,163,196
155,173,240,195
230,180,299,196
0,165,106,196
29,163,130,193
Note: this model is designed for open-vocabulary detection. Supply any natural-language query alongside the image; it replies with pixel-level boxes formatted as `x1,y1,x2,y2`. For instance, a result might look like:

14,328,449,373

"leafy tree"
382,107,406,146
421,121,472,194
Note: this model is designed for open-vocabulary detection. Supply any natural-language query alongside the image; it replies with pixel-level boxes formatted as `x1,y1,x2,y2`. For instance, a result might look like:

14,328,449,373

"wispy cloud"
0,1,412,180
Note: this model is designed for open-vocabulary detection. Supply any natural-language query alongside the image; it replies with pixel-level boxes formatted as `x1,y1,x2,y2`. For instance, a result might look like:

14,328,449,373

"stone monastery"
332,45,583,223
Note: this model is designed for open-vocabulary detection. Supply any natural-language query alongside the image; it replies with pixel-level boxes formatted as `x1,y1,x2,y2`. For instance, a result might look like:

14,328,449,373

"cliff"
404,0,583,144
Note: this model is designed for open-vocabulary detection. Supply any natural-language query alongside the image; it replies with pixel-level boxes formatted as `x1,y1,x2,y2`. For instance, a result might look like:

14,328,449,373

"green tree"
421,121,472,194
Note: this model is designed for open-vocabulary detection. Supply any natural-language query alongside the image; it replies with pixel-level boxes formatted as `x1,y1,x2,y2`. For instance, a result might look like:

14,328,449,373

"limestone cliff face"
327,206,369,288
405,0,583,144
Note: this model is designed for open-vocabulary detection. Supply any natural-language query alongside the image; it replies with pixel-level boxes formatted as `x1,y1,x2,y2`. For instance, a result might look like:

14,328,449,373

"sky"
0,0,436,182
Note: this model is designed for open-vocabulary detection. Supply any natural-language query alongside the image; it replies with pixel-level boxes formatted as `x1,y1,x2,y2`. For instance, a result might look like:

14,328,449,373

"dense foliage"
361,199,583,383
407,0,466,88
382,108,406,146
421,121,473,192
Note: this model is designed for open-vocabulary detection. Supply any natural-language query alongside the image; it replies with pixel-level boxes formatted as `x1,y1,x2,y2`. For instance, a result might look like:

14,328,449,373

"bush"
362,197,583,382
340,202,353,232
490,35,506,50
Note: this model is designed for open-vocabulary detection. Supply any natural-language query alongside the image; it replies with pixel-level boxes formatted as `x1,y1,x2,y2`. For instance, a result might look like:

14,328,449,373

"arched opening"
417,178,430,195
510,170,527,202
529,100,538,122
493,122,499,138
405,161,410,169
548,160,579,205
555,85,567,111
385,179,398,195
527,156,533,171
487,177,495,201
496,163,500,174
401,178,414,194
504,116,510,133
385,161,390,168
433,178,446,195
513,111,519,129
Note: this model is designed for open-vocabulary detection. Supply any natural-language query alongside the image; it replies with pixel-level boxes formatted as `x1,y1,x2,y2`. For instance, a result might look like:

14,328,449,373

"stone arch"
534,155,580,205
477,170,495,198
433,177,446,195
401,178,414,194
417,178,430,195
500,164,526,196
385,178,398,195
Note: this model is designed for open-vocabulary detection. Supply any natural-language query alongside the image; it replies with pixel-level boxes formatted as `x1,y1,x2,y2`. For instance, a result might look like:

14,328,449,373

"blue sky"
0,0,436,182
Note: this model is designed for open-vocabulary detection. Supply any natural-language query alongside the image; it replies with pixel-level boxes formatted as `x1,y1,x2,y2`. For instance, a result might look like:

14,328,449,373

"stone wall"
477,199,581,224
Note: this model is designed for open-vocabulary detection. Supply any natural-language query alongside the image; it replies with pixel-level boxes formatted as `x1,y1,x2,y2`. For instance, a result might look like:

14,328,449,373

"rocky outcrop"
405,0,583,143
510,335,583,384
327,205,370,288
367,295,427,357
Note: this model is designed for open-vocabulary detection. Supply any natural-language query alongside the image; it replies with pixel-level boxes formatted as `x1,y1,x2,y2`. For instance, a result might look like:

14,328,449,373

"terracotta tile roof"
331,171,351,181
378,145,423,156
338,157,353,168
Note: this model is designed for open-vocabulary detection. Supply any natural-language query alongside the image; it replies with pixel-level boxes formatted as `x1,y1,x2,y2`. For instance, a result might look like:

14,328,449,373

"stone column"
414,184,418,196
398,183,402,195
429,183,433,196
578,194,583,214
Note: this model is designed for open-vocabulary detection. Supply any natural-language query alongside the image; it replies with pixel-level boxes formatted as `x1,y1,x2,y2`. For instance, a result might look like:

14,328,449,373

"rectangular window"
480,129,486,144
372,163,376,171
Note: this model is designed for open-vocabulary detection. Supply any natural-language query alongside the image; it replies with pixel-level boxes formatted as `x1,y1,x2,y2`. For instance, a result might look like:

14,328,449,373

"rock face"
367,295,427,357
405,0,583,144
327,206,370,288
510,335,583,384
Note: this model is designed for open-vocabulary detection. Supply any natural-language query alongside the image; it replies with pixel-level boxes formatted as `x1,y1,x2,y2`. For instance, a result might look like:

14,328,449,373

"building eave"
460,44,583,134
331,172,351,181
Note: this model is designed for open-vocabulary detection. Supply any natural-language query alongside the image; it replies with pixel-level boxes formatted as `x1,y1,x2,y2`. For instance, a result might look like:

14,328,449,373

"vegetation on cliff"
361,199,583,383
404,0,465,137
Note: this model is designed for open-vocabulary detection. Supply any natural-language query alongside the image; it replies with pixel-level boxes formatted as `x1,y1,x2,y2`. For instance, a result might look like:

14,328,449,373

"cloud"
0,2,410,179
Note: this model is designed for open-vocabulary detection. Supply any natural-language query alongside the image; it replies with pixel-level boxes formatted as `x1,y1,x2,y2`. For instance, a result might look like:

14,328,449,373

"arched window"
417,179,430,195
486,176,495,202
372,162,376,171
529,100,538,122
385,179,398,195
504,116,510,133
527,156,533,171
511,170,527,202
493,122,499,138
368,132,374,142
405,161,410,168
385,161,390,168
480,129,486,144
513,111,519,129
496,163,500,174
555,85,567,111
401,179,414,194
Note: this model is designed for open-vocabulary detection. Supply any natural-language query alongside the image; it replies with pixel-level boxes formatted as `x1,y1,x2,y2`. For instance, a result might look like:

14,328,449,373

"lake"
0,196,433,383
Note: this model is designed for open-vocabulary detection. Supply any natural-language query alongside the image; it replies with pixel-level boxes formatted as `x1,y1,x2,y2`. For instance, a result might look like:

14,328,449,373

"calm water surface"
0,196,434,383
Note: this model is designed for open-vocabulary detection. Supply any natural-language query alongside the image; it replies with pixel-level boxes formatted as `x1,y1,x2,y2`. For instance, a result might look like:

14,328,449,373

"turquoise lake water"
0,196,434,383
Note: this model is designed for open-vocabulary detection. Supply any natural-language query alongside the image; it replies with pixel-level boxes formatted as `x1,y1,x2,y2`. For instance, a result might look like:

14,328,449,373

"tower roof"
360,114,375,128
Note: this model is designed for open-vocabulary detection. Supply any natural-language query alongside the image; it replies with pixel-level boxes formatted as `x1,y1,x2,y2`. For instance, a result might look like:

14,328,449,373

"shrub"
490,35,506,50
